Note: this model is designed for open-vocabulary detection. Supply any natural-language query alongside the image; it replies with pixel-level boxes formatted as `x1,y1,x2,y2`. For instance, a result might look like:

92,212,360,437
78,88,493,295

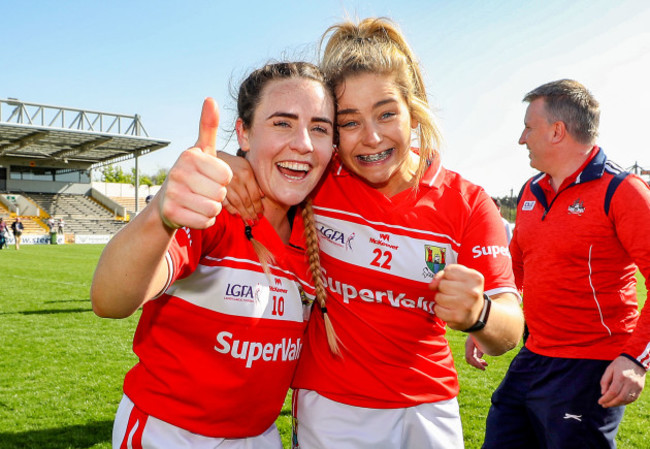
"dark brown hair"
237,61,340,355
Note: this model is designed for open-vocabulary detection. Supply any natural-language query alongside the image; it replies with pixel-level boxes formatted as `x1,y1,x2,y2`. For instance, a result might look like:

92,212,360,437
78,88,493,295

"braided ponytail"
245,225,275,278
302,198,341,356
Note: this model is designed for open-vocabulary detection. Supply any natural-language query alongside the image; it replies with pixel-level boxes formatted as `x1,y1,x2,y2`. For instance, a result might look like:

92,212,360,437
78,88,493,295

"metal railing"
0,98,149,137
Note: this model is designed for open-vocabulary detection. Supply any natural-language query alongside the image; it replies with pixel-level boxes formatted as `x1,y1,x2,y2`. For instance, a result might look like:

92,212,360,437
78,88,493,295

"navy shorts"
483,346,625,449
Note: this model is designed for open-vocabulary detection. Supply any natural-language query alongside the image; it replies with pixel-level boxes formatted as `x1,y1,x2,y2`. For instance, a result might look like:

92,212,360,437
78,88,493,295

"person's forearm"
90,197,173,318
471,292,524,356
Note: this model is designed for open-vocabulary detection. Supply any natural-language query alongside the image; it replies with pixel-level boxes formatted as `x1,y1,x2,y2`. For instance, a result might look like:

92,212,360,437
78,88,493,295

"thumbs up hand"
156,98,233,230
194,97,219,157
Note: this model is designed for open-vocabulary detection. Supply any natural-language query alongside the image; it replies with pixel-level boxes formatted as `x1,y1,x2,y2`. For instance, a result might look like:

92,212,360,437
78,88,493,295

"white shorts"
113,395,282,449
292,389,464,449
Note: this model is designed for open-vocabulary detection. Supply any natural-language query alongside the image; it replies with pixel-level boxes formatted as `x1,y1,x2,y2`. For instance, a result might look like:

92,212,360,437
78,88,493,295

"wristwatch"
462,294,492,333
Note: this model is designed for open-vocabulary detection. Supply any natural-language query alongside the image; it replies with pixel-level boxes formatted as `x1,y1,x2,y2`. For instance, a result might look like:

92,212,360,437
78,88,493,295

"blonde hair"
302,198,341,356
320,17,443,184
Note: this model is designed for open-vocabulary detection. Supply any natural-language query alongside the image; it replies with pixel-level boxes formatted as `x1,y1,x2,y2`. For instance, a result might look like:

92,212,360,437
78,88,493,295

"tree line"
97,165,168,186
496,195,517,223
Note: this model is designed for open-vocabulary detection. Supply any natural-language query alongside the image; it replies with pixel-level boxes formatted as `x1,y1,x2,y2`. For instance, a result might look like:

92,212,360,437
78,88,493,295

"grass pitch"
0,244,647,448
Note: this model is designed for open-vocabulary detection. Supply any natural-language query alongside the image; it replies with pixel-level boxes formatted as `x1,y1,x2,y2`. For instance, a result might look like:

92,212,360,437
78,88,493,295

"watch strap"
462,294,492,333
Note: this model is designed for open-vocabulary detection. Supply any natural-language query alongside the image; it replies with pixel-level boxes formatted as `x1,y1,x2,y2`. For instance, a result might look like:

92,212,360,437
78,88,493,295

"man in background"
483,79,650,448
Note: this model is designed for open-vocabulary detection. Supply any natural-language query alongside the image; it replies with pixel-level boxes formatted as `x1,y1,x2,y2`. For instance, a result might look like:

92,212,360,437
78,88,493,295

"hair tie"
245,225,253,241
320,306,328,314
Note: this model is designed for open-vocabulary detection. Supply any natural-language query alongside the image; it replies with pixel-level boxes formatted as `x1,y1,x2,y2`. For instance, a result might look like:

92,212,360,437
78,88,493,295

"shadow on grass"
44,299,91,304
0,308,93,316
19,308,93,315
0,420,112,448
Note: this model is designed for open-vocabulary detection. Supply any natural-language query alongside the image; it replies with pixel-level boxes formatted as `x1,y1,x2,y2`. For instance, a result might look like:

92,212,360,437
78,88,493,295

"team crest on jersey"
522,200,535,211
299,286,313,321
568,199,585,216
299,285,313,306
424,245,446,278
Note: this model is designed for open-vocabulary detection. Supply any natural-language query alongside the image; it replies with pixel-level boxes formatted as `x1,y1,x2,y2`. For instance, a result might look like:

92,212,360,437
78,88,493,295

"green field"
0,244,647,448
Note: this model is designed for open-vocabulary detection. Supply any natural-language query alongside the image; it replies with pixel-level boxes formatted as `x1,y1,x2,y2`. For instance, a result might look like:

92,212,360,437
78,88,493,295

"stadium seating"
18,217,46,234
0,213,44,235
25,193,126,235
110,196,148,217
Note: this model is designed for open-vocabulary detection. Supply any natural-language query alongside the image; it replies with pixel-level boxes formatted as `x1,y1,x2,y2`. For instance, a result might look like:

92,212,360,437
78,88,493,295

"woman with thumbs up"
90,61,336,449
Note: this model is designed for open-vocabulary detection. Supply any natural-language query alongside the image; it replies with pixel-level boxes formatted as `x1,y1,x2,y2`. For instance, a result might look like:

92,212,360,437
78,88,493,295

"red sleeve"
613,175,650,369
166,214,229,287
457,188,517,294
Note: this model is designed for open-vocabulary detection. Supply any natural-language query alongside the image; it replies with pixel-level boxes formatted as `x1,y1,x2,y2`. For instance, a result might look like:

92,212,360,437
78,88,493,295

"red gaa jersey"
293,154,518,408
123,211,313,437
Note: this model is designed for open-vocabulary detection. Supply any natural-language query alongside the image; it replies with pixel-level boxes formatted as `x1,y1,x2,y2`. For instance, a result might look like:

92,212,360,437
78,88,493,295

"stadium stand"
29,192,110,217
0,199,45,234
110,196,148,217
0,98,169,241
25,192,126,235
13,216,45,234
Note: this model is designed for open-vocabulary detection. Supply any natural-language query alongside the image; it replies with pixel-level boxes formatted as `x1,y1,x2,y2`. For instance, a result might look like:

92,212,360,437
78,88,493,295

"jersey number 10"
271,295,285,316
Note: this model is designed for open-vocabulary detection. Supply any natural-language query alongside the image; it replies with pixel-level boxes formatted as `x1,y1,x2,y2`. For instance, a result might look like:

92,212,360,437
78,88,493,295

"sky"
2,0,649,197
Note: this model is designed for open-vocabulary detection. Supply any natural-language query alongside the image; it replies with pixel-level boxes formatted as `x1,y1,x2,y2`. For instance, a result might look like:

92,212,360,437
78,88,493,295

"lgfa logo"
225,283,255,299
318,224,347,248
